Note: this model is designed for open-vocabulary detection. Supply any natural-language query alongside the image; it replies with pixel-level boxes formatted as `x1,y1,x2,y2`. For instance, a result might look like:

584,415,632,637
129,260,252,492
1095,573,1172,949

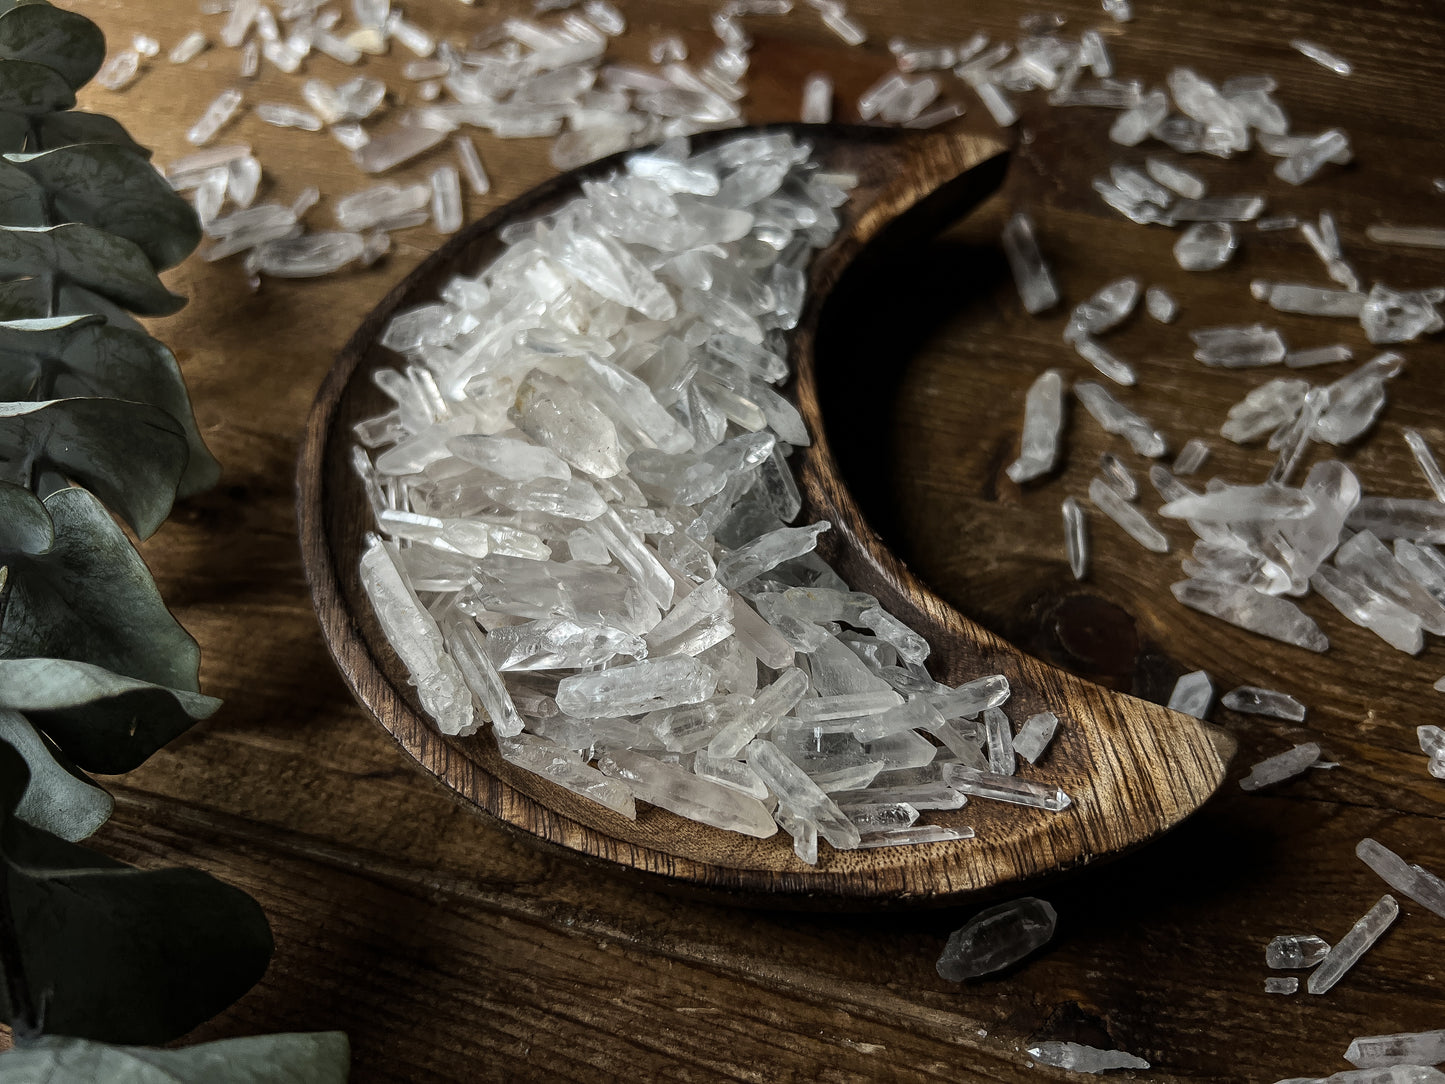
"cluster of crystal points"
354,133,1074,862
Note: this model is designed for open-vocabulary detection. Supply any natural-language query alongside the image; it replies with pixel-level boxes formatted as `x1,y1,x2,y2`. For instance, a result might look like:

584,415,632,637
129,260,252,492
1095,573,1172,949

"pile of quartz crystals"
354,131,1074,862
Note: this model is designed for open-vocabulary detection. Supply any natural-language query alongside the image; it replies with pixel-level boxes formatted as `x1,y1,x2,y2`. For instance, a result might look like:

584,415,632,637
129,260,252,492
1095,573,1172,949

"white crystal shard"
1286,345,1355,367
1172,580,1329,651
1266,976,1300,995
1146,157,1206,199
1006,369,1066,483
246,232,365,277
1001,212,1060,314
1075,381,1167,457
1172,439,1210,475
498,733,637,819
187,88,245,146
1346,1030,1445,1070
1099,454,1138,501
256,103,323,131
1292,39,1353,75
1175,222,1238,270
717,522,829,588
1089,477,1169,553
1308,894,1399,994
1161,485,1314,524
1222,686,1306,721
1366,225,1445,250
429,165,464,234
1240,742,1322,790
441,618,525,737
1167,670,1214,718
557,656,716,718
169,30,208,64
96,50,142,91
1146,285,1179,324
1169,196,1266,222
1258,282,1366,318
1012,712,1058,764
1062,497,1089,580
1073,336,1136,386
599,749,776,837
1277,130,1352,185
1361,284,1442,344
942,766,1070,811
1267,933,1331,969
747,740,860,849
801,72,832,123
936,898,1057,980
1110,89,1168,146
453,136,491,196
1027,1042,1149,1073
1357,838,1445,921
1192,325,1287,367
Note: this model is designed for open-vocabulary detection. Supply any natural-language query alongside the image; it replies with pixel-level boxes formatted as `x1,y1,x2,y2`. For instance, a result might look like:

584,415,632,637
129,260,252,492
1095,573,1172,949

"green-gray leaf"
0,658,219,775
0,223,185,315
0,316,220,495
0,57,73,115
0,2,103,90
0,398,187,536
0,476,49,553
34,109,146,155
0,486,200,690
0,741,275,1044
0,1032,350,1083
0,708,110,840
6,144,201,269
0,156,43,222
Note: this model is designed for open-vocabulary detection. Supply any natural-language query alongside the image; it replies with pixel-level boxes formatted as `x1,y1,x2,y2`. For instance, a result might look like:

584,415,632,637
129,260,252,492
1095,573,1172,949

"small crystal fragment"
1073,336,1136,386
1292,39,1352,75
430,165,463,234
1240,742,1322,790
1266,976,1299,995
1001,212,1059,314
1357,838,1445,921
1267,933,1331,969
169,30,209,64
820,8,866,46
1012,712,1058,764
1063,497,1089,580
1027,1042,1149,1074
453,136,491,196
1172,580,1329,651
1346,1029,1445,1070
801,72,832,123
1066,278,1141,342
1361,284,1442,345
1146,285,1179,323
1006,369,1066,483
96,50,142,91
1308,894,1399,994
936,898,1057,981
1365,225,1445,249
1169,196,1266,222
942,766,1071,811
855,825,973,847
1257,282,1365,318
1099,453,1137,500
1075,381,1168,457
246,232,366,277
1276,130,1351,186
557,656,717,718
187,88,245,146
1192,325,1287,367
1175,222,1238,270
598,749,777,837
256,103,323,131
1167,670,1214,718
1172,439,1209,475
1286,344,1354,367
1146,157,1206,199
498,733,637,819
1109,88,1168,146
1089,476,1169,553
1223,686,1306,721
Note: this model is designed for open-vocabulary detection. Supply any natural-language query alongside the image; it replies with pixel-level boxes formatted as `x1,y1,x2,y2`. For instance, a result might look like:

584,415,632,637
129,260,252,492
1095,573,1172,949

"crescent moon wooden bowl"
296,122,1236,908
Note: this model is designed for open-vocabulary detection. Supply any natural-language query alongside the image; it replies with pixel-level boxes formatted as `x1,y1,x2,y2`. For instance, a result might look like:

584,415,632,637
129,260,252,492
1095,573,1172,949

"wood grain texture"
298,121,1236,904
45,0,1445,1079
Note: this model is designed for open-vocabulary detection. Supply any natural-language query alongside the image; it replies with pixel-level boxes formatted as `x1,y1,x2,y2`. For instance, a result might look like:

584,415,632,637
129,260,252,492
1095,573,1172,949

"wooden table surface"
61,0,1445,1079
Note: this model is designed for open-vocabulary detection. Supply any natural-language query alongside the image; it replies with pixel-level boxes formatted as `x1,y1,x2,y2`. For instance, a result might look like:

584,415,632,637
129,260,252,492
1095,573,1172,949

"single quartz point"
1221,378,1310,443
1222,686,1306,721
96,50,141,91
1075,381,1168,457
1361,284,1443,345
1192,325,1288,367
936,897,1057,981
942,766,1071,811
246,232,365,277
1065,278,1142,341
1277,129,1351,185
1109,88,1169,146
708,667,809,758
1349,498,1445,542
1287,344,1355,368
801,72,833,123
1311,565,1425,654
1167,670,1214,719
1308,894,1399,994
1012,712,1058,764
717,522,829,588
1366,225,1445,250
1175,222,1238,270
1099,454,1138,501
556,656,717,718
430,165,463,234
1346,1030,1445,1070
1001,212,1060,314
187,87,245,146
1089,476,1169,553
1168,196,1265,223
256,102,323,131
335,182,431,231
1172,580,1329,652
1266,976,1300,995
498,733,637,820
169,30,209,64
1027,1042,1149,1074
1073,336,1136,386
746,740,861,849
1161,484,1314,523
1146,285,1179,323
441,619,526,738
1292,38,1352,74
1267,933,1331,969
984,707,1015,775
1240,742,1322,791
1260,282,1366,318
1006,369,1066,483
1173,439,1210,475
1357,838,1445,921
598,749,777,838
1147,157,1206,199
855,825,973,848
1063,497,1089,580
1419,725,1445,760
1402,429,1445,502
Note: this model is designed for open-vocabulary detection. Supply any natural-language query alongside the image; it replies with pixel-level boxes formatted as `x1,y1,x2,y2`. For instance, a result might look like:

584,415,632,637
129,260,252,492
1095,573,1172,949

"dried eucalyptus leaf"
7,144,201,269
0,485,200,690
34,109,146,155
0,155,44,222
0,397,187,536
0,56,73,115
0,658,219,774
0,475,49,552
0,1,104,90
0,1032,351,1083
0,707,110,840
0,316,220,495
0,223,185,315
0,741,274,1045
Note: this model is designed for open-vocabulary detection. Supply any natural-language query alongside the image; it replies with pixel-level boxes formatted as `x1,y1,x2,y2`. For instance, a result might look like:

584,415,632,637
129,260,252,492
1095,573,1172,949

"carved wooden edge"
296,123,1238,909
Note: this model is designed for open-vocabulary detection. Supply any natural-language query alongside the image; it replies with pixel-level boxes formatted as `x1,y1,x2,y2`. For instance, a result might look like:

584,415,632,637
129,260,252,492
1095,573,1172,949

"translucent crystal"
453,136,491,196
246,232,366,277
1063,496,1089,580
1357,838,1445,921
1075,381,1168,457
1146,157,1206,199
1167,670,1214,718
936,898,1057,981
746,740,860,849
1161,484,1314,523
1175,222,1238,270
1191,325,1287,367
1277,130,1352,185
440,617,526,737
430,165,463,234
1366,225,1445,249
855,825,972,847
169,30,209,64
1240,742,1322,791
1292,39,1352,75
498,733,636,819
1171,579,1329,651
1308,894,1399,994
820,8,866,46
1012,712,1058,764
1089,477,1169,553
941,766,1071,811
1027,1042,1149,1073
1099,454,1138,500
1172,439,1209,475
1257,282,1365,318
1146,285,1179,323
1361,284,1443,344
354,118,449,174
1006,369,1066,484
96,50,141,91
556,656,716,718
187,88,245,146
1072,336,1136,386
1267,933,1331,969
1108,88,1167,146
1286,344,1354,368
1169,196,1266,222
1266,976,1299,995
256,103,323,131
1346,1030,1445,1070
1222,686,1306,721
598,749,776,837
717,521,830,589
801,72,832,123
1001,212,1059,314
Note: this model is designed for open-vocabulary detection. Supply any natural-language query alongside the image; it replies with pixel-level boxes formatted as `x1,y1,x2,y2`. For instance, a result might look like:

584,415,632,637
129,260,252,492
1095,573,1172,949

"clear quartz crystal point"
1006,369,1066,483
1146,285,1179,323
746,740,861,849
1147,157,1206,199
1402,429,1445,502
1222,686,1306,721
1074,382,1167,457
1276,130,1351,185
498,733,637,819
1346,1030,1445,1070
1266,976,1300,994
1191,324,1288,367
1175,221,1238,270
556,656,717,718
1027,1042,1149,1073
1161,485,1314,523
598,749,777,837
942,765,1071,811
1012,712,1058,764
1308,894,1399,994
187,88,245,145
1267,933,1331,969
1240,742,1322,790
1292,39,1352,75
936,898,1057,981
429,165,463,233
1167,670,1214,718
1001,212,1060,314
1173,438,1209,475
984,707,1015,775
801,72,833,123
1063,496,1089,580
1172,579,1329,651
716,521,830,588
1089,476,1169,553
1357,838,1445,920
1065,278,1142,341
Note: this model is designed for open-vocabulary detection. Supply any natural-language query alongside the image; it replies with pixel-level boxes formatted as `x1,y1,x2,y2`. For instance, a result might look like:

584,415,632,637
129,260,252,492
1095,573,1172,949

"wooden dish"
296,123,1237,907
